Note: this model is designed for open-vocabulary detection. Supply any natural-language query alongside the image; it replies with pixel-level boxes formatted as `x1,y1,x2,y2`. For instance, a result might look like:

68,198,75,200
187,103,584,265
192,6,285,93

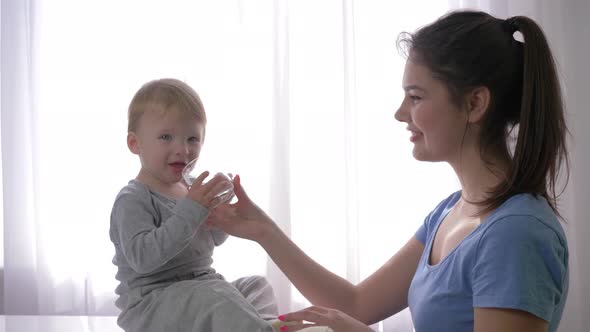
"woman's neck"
450,147,510,204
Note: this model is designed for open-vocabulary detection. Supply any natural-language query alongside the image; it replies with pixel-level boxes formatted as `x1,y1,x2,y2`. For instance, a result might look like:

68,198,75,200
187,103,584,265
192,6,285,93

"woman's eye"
410,95,422,101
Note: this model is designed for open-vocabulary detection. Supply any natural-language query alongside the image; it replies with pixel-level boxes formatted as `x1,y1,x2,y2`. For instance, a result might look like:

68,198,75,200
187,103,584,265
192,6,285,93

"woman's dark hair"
397,10,569,218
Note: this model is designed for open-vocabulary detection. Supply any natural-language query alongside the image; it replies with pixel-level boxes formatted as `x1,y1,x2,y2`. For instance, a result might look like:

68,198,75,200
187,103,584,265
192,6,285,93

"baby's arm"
112,192,208,274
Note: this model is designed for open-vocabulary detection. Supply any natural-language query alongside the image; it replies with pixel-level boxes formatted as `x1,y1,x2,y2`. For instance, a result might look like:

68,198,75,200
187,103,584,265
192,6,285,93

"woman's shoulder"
478,193,568,252
419,190,462,235
489,194,565,236
430,190,462,214
425,190,462,222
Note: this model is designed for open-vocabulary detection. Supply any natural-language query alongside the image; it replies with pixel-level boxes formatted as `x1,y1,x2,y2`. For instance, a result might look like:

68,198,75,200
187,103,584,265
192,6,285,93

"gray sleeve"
209,228,229,246
112,192,209,274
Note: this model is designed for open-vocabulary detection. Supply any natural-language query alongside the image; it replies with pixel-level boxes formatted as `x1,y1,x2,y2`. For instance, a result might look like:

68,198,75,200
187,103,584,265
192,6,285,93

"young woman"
209,10,569,332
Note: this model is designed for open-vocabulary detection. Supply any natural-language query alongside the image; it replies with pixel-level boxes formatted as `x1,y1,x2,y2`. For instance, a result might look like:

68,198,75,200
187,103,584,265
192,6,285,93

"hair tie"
503,17,519,34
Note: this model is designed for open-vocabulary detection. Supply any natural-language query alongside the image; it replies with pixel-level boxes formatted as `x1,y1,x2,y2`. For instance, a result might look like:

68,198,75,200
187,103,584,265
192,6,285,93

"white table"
0,315,123,332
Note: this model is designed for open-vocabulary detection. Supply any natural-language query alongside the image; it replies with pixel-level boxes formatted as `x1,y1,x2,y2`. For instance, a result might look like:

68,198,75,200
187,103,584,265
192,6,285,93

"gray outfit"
109,180,277,332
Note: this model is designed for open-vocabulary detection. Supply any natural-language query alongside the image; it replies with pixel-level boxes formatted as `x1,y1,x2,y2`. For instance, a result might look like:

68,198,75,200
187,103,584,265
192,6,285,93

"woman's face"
395,60,469,163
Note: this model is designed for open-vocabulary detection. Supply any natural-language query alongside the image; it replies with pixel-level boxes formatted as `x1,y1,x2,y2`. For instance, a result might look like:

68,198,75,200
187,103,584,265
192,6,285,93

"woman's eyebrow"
403,85,426,92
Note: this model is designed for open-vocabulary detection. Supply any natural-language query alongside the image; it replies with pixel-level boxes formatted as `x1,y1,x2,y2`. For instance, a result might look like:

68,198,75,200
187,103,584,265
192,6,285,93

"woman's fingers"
280,306,374,332
280,307,329,326
231,175,251,203
279,322,316,332
210,205,236,222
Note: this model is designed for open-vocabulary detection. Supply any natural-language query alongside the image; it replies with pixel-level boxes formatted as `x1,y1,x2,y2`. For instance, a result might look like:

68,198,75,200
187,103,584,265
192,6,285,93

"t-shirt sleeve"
415,223,427,244
472,215,568,322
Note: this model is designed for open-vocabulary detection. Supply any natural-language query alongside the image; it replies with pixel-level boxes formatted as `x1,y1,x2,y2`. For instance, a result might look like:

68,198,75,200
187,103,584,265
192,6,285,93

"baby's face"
132,108,205,186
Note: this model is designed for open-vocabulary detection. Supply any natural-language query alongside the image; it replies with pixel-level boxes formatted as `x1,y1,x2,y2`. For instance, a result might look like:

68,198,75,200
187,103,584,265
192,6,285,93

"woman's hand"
278,306,374,332
205,175,276,242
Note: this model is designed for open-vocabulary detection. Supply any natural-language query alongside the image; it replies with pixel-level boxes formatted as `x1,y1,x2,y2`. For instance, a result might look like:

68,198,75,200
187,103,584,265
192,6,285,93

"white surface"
0,316,336,332
0,316,122,332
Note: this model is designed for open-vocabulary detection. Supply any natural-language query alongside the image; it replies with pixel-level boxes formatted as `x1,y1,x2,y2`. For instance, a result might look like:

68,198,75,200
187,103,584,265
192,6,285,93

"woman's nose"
394,98,411,123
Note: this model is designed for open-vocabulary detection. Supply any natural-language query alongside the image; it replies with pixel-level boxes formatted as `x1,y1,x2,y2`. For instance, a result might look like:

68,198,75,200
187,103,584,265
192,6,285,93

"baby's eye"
188,137,201,144
159,134,172,141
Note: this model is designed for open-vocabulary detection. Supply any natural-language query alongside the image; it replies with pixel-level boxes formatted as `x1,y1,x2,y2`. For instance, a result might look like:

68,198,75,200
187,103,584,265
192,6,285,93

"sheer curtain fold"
341,0,361,286
267,0,293,314
1,0,42,315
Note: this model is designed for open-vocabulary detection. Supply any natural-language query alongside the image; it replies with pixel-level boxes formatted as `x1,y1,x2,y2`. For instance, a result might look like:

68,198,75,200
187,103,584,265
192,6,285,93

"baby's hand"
187,171,233,209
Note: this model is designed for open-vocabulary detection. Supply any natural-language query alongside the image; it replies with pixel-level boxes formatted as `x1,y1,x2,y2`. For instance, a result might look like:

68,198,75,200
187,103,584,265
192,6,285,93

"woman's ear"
127,132,140,154
466,86,490,124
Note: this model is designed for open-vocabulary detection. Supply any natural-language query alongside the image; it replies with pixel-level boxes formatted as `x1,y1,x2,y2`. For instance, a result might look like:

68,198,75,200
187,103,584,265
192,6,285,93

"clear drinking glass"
181,158,234,207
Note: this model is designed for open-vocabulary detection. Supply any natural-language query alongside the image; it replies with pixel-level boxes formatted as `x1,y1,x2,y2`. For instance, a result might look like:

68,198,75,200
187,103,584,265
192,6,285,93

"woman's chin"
412,148,437,162
412,148,426,161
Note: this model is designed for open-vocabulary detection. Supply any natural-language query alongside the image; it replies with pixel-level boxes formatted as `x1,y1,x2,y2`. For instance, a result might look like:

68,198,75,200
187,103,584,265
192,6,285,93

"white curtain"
3,0,587,331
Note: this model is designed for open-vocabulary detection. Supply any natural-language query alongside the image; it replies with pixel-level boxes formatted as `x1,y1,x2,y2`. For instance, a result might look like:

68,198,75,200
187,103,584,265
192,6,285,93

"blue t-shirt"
408,191,568,332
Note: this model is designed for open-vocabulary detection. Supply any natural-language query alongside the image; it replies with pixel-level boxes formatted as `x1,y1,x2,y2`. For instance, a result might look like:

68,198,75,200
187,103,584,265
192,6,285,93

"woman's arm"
257,221,358,312
474,308,548,332
209,175,424,323
353,236,423,324
259,222,423,324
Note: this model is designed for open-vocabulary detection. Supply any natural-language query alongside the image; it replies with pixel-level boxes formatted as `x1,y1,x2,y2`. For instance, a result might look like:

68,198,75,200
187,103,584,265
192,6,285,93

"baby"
109,78,278,332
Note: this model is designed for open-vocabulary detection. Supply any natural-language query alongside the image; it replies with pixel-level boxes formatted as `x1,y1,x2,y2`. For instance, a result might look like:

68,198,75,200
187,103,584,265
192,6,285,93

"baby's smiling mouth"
169,162,187,171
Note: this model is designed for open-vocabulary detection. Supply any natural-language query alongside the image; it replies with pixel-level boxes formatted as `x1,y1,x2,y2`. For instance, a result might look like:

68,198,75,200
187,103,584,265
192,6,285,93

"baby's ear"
127,132,140,154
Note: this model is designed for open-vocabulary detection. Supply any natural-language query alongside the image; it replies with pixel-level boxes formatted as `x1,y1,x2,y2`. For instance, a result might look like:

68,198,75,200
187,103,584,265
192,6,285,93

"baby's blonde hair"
128,78,206,132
